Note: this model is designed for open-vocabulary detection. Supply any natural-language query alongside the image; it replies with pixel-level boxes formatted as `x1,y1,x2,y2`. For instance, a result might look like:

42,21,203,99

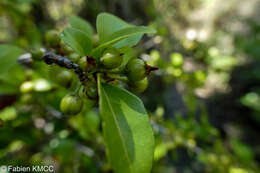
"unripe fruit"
68,53,80,63
126,59,146,81
78,57,87,70
129,77,148,93
170,53,183,67
45,30,61,47
60,41,73,54
20,81,34,93
31,48,44,61
60,94,83,115
33,79,52,92
56,70,73,87
101,48,122,69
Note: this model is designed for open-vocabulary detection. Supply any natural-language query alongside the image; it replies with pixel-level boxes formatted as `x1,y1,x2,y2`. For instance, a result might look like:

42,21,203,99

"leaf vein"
102,85,135,173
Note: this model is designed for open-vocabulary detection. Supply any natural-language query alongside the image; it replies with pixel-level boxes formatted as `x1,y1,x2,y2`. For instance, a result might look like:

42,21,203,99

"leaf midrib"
101,85,135,173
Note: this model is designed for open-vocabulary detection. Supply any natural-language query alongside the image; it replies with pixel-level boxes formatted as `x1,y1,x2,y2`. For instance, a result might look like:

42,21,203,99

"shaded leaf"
96,13,156,49
97,13,130,43
92,26,156,58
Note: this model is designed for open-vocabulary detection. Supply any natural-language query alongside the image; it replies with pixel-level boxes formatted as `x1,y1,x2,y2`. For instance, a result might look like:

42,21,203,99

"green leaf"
98,76,154,173
111,26,156,48
61,28,92,56
113,34,143,48
69,16,94,38
92,26,156,58
105,26,156,42
96,13,156,48
97,13,130,43
0,44,24,74
0,64,26,94
0,84,18,94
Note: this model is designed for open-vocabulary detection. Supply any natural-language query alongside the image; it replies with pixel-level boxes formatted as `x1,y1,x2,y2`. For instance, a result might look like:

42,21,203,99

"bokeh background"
0,0,260,172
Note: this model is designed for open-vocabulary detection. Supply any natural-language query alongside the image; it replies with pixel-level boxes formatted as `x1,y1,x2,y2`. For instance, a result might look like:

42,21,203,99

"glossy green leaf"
97,13,130,43
105,26,156,42
69,16,94,38
61,28,92,56
0,44,24,74
98,76,154,173
113,34,143,48
96,13,156,49
92,26,156,58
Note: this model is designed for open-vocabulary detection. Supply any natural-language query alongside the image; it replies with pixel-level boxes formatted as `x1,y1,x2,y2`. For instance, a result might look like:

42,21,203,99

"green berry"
60,41,73,54
20,81,34,93
129,77,148,93
170,53,183,66
78,57,87,70
126,59,146,81
60,94,83,115
68,53,80,63
45,30,61,47
56,70,73,87
101,48,122,69
31,48,44,61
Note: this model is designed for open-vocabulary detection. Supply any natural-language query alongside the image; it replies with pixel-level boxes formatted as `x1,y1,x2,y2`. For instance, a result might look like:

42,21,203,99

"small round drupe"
78,57,87,70
60,94,83,115
31,48,44,61
101,48,122,69
56,70,73,87
129,77,148,93
126,58,146,81
45,30,61,47
68,53,80,63
20,81,34,93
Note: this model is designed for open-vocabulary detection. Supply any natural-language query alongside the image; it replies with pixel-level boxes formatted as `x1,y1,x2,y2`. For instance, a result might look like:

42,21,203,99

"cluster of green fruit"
25,30,156,116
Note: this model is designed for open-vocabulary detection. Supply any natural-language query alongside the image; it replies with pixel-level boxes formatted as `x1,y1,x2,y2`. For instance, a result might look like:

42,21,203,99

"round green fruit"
56,70,73,87
126,59,146,81
68,53,80,63
60,41,73,54
129,77,148,93
170,53,183,67
60,94,83,115
78,57,87,70
101,48,122,69
45,30,61,47
20,81,34,93
31,48,44,61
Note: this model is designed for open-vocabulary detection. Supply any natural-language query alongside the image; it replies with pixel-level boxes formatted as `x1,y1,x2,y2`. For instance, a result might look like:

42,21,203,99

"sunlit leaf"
98,76,154,173
92,26,156,58
70,16,94,38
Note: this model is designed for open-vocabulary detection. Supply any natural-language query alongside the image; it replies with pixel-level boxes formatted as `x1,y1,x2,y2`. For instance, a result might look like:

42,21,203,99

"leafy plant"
0,13,157,173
